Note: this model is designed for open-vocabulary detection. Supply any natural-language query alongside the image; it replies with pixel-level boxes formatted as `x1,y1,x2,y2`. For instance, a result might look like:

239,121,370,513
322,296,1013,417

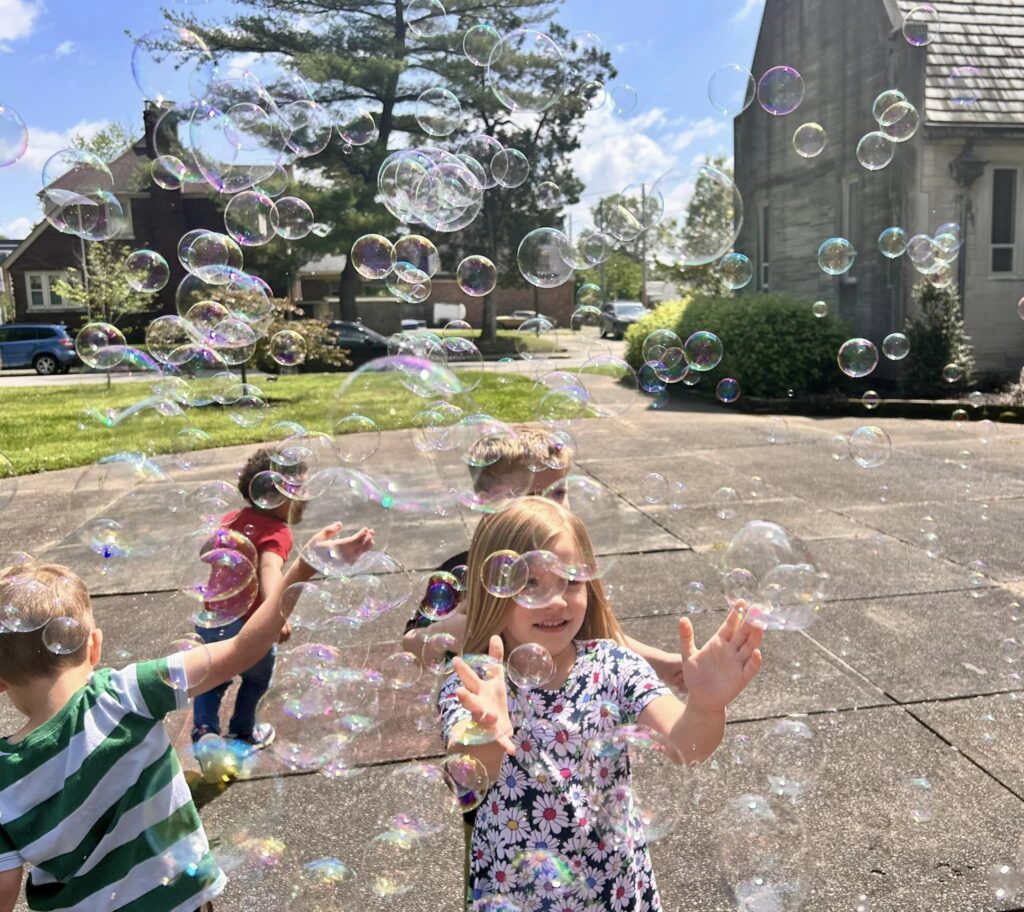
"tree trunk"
339,258,361,322
481,293,497,344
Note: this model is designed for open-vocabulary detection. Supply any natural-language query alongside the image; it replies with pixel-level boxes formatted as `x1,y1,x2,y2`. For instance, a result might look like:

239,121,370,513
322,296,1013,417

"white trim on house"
24,271,83,312
989,165,1019,277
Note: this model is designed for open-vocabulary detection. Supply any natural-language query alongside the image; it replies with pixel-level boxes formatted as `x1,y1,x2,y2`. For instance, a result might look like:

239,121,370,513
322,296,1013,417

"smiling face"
501,530,588,666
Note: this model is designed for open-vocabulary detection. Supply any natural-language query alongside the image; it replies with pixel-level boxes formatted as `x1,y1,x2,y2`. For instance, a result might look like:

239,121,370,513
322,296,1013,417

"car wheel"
34,354,59,376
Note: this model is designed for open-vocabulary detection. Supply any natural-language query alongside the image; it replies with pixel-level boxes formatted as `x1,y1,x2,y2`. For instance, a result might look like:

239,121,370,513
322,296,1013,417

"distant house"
734,0,1024,377
1,109,222,330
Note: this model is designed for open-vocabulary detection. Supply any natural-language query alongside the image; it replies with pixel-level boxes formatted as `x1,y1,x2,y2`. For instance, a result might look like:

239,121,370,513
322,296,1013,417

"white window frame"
758,201,770,291
115,196,135,240
25,271,83,312
990,166,1018,276
842,176,862,251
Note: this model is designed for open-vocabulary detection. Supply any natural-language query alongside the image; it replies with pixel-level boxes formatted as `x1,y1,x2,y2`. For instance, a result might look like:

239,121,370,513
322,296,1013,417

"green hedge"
625,293,851,399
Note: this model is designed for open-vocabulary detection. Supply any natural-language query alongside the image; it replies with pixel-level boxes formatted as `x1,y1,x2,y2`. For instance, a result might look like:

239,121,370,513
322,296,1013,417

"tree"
0,290,14,324
52,242,160,327
251,299,351,372
900,280,976,397
72,121,137,164
167,1,614,340
598,250,643,302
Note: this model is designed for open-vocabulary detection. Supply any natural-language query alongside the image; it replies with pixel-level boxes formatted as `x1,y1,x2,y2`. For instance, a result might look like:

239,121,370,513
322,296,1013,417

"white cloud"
667,117,729,153
732,0,765,22
16,119,110,174
53,39,75,57
1,216,33,239
0,0,43,49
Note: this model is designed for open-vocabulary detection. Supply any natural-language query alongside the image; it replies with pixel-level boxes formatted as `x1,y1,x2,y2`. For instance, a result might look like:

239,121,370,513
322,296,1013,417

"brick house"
734,0,1024,377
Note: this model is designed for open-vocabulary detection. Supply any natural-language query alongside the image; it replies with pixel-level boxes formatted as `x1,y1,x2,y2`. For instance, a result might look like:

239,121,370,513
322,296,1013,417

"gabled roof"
891,0,1024,127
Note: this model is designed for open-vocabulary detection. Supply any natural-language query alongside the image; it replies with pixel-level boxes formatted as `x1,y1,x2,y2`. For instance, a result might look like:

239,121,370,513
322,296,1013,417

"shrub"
251,299,351,373
899,281,975,397
625,293,851,399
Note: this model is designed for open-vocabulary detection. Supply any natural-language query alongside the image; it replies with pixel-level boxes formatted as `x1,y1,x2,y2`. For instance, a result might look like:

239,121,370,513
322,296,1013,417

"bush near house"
899,281,975,398
625,293,851,400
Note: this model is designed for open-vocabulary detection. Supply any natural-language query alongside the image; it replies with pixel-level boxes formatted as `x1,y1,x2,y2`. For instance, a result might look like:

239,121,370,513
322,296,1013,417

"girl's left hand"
678,605,763,713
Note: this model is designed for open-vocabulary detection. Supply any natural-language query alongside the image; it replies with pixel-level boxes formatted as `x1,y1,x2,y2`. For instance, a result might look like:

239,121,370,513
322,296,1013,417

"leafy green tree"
252,299,351,372
51,242,159,326
0,290,14,324
72,121,137,163
167,1,614,340
900,280,975,397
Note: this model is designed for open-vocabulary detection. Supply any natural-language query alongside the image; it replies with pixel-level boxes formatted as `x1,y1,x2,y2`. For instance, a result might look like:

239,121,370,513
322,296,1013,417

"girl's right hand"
453,635,515,755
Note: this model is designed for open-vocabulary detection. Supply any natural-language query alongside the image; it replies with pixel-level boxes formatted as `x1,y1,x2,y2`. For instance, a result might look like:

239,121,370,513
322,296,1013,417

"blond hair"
468,425,573,494
0,561,93,685
462,498,624,655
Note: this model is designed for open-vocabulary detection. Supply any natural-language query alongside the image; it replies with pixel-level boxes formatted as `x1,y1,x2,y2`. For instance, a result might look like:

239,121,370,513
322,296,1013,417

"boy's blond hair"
0,561,93,685
468,425,573,494
462,498,624,656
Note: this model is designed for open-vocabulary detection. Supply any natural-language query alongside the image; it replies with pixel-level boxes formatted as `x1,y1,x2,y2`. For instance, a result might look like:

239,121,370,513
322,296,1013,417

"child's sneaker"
228,722,276,752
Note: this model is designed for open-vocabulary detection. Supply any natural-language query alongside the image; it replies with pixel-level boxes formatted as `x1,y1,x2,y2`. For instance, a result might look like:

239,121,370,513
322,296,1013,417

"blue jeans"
191,618,276,741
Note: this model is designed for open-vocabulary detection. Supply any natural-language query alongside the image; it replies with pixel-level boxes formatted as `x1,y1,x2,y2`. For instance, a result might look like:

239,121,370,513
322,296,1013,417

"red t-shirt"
209,507,293,621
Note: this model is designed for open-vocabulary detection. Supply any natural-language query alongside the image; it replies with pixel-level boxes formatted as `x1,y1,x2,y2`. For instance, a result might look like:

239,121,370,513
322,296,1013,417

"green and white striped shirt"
0,658,225,912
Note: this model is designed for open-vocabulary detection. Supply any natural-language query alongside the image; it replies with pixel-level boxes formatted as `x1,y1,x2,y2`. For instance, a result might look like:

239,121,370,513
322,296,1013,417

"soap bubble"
464,23,501,66
351,234,395,280
125,249,170,292
0,104,28,167
513,550,568,610
43,616,89,655
880,101,920,142
481,550,528,597
943,363,964,383
765,416,788,444
837,338,878,378
708,64,756,117
717,378,741,403
421,571,461,622
713,486,739,520
131,26,215,106
948,66,981,108
152,154,187,190
338,109,377,146
224,190,278,246
862,390,881,410
416,86,463,137
394,235,441,278
269,330,307,367
684,581,709,615
812,300,828,318
903,4,940,46
857,131,895,170
818,237,857,275
718,252,753,290
849,426,892,468
651,164,743,267
490,147,530,189
684,331,724,372
967,559,991,599
639,472,669,505
879,227,909,258
507,643,555,689
793,122,827,158
882,332,910,360
757,66,804,116
76,323,127,370
487,29,568,115
275,197,314,241
456,255,497,297
405,0,448,38
517,227,573,288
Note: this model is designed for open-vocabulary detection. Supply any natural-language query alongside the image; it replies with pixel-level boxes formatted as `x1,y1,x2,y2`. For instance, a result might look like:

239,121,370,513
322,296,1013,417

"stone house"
734,0,1024,377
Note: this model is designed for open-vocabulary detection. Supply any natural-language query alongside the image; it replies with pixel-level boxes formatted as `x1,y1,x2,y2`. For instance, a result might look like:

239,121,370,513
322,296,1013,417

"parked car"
600,301,647,339
432,302,466,327
0,323,77,375
401,318,427,331
328,321,389,365
495,309,559,329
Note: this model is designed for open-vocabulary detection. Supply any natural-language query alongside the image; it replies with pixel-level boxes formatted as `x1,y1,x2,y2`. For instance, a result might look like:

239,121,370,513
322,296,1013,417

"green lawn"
0,371,548,476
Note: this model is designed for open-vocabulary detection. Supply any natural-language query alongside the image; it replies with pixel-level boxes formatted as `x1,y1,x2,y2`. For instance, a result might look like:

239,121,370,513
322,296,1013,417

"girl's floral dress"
439,639,670,912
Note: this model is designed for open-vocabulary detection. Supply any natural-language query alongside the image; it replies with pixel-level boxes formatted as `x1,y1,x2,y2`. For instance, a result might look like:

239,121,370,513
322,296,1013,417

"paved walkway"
4,393,1024,911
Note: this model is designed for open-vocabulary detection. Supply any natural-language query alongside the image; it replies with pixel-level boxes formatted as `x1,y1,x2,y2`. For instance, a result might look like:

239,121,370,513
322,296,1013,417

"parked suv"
600,301,646,339
0,324,77,375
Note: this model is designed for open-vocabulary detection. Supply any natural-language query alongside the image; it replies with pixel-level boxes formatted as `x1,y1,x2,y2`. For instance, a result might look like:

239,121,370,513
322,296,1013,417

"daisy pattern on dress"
609,873,637,912
497,765,528,802
497,805,530,847
531,792,571,837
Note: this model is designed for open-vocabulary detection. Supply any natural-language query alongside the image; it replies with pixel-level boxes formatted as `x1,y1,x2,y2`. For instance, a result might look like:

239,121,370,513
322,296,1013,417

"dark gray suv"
600,301,646,339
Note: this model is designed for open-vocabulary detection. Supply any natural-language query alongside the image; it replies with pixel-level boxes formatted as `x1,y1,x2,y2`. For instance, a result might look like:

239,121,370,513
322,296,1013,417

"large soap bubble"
652,165,743,268
486,29,568,114
517,228,574,288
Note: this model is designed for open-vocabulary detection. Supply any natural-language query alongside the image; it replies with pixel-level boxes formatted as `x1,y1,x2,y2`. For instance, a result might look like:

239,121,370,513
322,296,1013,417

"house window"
758,202,770,290
25,272,80,311
991,168,1017,273
842,177,862,254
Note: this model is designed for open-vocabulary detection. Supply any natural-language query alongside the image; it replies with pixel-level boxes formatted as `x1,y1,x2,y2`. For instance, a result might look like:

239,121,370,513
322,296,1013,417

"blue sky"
0,0,763,238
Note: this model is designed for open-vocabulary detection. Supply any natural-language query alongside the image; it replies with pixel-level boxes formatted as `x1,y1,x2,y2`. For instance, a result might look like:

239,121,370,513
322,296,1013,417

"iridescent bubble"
351,234,395,280
708,64,756,117
903,4,940,46
873,89,907,122
536,180,562,209
421,571,461,621
882,332,910,360
416,86,463,137
880,101,920,142
481,550,528,597
517,227,573,288
713,486,739,520
125,249,170,292
609,83,639,115
943,362,964,383
76,323,127,370
405,0,448,38
639,361,667,395
224,190,278,246
275,197,314,241
837,338,879,378
487,29,568,114
793,122,827,158
0,104,28,167
849,426,892,468
717,378,741,403
818,237,857,276
151,154,187,190
684,331,724,372
43,616,89,656
456,255,497,297
879,227,908,259
948,66,981,108
639,472,668,505
766,416,788,444
131,26,215,106
652,164,743,267
862,390,881,410
490,147,530,188
967,559,991,599
812,300,828,318
394,234,441,278
684,581,709,615
464,23,501,67
269,330,307,367
757,66,805,116
857,131,894,171
718,252,753,290
507,642,555,689
338,109,377,147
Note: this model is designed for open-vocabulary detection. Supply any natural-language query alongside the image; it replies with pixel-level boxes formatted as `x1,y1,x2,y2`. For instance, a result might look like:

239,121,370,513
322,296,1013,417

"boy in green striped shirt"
0,520,373,912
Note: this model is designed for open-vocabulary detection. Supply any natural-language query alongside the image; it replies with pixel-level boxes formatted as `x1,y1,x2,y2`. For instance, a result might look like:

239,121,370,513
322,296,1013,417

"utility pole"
640,184,649,308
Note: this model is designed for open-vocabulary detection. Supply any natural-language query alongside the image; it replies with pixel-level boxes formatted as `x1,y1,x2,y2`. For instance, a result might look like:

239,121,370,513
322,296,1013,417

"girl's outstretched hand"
678,604,763,714
452,635,515,755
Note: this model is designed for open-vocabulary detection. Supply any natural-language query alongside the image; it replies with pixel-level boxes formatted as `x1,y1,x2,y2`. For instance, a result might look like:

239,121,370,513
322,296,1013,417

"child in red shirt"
192,447,372,751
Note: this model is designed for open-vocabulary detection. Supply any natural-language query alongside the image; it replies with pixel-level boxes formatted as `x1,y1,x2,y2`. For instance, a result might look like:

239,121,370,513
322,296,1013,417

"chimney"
143,104,161,161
